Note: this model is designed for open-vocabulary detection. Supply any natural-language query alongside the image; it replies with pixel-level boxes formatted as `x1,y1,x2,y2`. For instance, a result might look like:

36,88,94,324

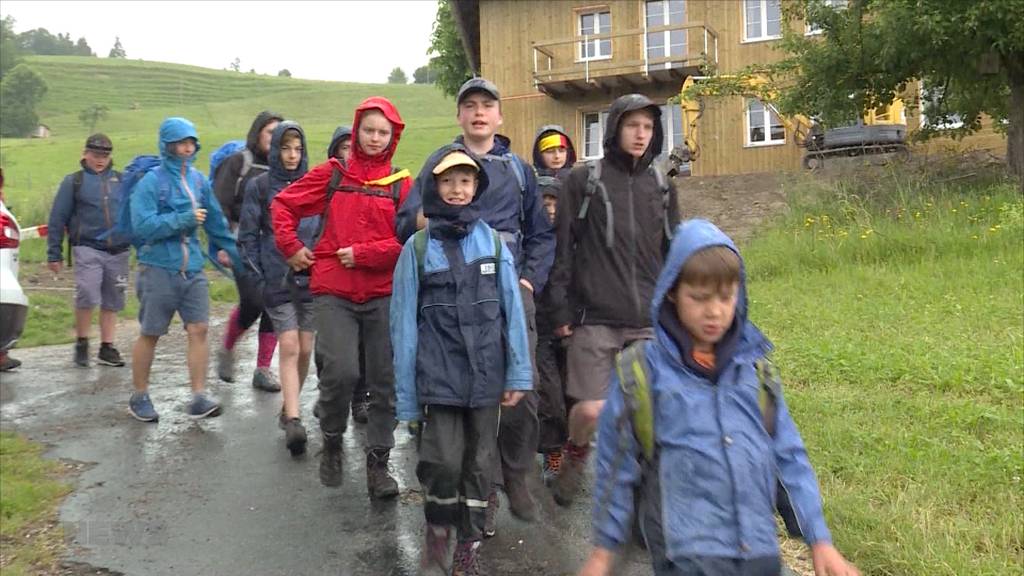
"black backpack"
575,159,674,248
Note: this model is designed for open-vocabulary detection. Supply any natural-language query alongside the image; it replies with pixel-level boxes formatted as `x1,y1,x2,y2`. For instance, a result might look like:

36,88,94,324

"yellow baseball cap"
432,151,479,175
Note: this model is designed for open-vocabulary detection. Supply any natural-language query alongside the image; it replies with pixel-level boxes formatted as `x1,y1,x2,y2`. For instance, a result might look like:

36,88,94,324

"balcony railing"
532,22,718,97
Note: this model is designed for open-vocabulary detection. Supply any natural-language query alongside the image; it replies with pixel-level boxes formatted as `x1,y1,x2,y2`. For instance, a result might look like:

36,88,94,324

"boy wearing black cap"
47,133,131,367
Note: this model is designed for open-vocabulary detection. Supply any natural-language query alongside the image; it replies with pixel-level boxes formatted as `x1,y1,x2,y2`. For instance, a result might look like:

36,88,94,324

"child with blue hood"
239,121,316,456
128,117,240,423
579,220,859,576
390,144,533,576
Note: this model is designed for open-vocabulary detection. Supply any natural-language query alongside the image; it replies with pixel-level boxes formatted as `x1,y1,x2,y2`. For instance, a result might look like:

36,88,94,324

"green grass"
744,170,1023,575
0,432,71,575
1,55,459,225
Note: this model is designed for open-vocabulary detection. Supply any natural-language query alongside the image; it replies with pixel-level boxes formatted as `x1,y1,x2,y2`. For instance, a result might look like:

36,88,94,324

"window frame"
577,8,613,62
644,0,688,69
581,110,610,160
742,0,783,43
744,98,786,147
805,0,847,36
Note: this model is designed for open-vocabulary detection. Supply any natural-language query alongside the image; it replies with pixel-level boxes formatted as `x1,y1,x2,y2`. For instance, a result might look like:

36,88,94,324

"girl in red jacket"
271,97,411,498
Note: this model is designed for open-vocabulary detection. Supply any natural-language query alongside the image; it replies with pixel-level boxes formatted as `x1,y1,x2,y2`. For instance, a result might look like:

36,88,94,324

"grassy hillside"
0,56,460,224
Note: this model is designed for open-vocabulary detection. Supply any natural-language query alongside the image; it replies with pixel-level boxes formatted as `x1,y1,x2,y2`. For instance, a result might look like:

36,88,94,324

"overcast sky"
1,0,438,83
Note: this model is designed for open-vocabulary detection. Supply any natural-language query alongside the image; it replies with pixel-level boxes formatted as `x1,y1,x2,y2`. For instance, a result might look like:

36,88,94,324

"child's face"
357,110,392,157
618,109,655,160
169,138,197,158
82,149,112,173
436,167,478,206
333,140,351,163
279,134,303,171
543,195,557,225
258,120,280,155
670,280,738,351
457,93,502,141
541,146,567,170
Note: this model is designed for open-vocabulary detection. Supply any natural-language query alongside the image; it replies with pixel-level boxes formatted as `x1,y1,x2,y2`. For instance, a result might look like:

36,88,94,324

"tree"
388,66,408,84
108,36,126,58
413,63,438,84
0,63,48,136
78,104,109,132
230,57,240,72
277,69,291,78
16,28,92,56
73,37,93,56
428,0,472,98
1,16,22,79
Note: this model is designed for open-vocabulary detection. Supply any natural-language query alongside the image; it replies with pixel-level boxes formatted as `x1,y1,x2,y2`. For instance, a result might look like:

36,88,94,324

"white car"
0,196,28,369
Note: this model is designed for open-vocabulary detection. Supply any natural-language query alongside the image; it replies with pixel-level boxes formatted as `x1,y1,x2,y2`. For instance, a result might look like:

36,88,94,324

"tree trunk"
1005,54,1024,187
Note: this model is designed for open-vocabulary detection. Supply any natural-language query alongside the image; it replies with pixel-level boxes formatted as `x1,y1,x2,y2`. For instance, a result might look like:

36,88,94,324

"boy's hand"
577,547,615,576
194,208,207,224
501,391,525,407
47,261,62,274
286,247,315,271
216,250,232,267
336,246,355,268
555,324,573,338
415,209,427,231
519,278,534,293
811,543,860,576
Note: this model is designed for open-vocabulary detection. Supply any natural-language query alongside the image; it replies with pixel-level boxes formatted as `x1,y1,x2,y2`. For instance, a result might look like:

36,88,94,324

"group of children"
42,76,859,576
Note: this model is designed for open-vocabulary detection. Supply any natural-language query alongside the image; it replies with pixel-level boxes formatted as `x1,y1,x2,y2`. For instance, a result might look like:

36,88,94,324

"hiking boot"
0,354,21,372
252,367,281,392
451,540,483,576
284,418,307,456
74,339,89,367
542,450,563,487
552,442,589,507
216,347,235,383
483,490,498,538
421,524,452,574
503,475,537,522
351,398,369,424
366,448,399,499
97,343,125,367
187,393,222,419
319,433,343,487
128,392,159,422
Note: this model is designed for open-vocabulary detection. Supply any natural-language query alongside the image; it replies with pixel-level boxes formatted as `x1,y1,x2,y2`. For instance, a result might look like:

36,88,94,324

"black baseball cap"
456,78,500,106
85,133,113,153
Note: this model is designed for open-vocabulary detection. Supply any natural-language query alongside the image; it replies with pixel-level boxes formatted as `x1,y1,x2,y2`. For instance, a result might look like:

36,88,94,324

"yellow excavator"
670,73,908,172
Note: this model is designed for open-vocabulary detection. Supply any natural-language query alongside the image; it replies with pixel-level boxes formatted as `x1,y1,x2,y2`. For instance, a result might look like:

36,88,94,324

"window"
743,0,782,42
919,81,963,130
658,104,685,155
806,0,847,35
582,111,609,159
745,99,785,146
645,0,686,69
579,10,612,61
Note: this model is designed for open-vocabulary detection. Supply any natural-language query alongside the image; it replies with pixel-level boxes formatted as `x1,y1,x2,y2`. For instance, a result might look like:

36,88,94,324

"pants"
417,404,499,543
651,556,781,576
313,294,396,449
535,334,568,453
72,246,129,311
235,270,274,334
353,340,368,402
494,284,539,486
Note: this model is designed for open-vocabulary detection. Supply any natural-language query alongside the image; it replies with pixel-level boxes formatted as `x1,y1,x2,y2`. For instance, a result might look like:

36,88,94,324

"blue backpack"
104,155,166,248
207,140,246,183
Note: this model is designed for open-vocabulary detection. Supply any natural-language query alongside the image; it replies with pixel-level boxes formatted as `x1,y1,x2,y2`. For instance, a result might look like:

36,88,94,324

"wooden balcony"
531,22,718,98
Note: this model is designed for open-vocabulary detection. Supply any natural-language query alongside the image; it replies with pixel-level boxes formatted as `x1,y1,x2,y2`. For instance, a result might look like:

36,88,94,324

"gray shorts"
135,266,210,336
565,324,655,401
265,300,314,334
73,246,130,311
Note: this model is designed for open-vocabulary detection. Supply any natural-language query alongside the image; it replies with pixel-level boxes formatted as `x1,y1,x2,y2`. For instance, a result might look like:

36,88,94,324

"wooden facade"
460,0,1005,176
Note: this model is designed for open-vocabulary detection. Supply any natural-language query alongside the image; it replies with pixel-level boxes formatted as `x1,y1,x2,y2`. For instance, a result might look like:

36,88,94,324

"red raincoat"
271,97,411,302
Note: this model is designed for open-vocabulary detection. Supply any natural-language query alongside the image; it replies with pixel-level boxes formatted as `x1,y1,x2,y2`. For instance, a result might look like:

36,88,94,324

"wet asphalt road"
0,313,654,576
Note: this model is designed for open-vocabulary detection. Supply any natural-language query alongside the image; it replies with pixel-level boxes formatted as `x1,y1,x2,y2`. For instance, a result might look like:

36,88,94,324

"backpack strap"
650,164,674,242
755,358,781,437
482,152,528,230
615,340,655,462
577,160,614,249
312,167,343,247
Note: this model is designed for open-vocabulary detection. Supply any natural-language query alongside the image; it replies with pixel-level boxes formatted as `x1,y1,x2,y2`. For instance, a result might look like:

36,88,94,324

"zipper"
102,175,112,249
627,174,642,320
179,164,198,276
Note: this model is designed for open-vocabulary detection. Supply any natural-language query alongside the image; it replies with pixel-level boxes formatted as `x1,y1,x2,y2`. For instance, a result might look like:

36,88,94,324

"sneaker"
128,392,159,422
542,450,563,487
97,343,125,367
351,398,369,424
252,367,281,392
319,433,343,487
503,475,537,522
74,339,89,367
366,448,399,499
284,418,308,456
552,442,589,507
451,540,483,576
422,524,452,574
483,490,499,538
216,347,235,383
0,354,21,372
186,393,223,419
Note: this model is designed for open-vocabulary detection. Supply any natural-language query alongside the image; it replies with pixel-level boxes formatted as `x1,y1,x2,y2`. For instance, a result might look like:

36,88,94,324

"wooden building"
450,0,1005,177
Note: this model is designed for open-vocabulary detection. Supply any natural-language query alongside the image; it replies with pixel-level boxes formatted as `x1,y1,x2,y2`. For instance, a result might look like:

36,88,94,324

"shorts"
265,300,314,334
73,246,130,311
136,265,210,336
565,324,654,401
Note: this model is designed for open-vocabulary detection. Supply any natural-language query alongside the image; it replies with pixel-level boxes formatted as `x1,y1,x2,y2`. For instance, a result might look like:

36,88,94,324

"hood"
420,143,490,238
350,97,404,170
327,125,352,160
246,110,284,163
604,94,663,172
652,219,770,376
536,173,563,200
531,124,577,172
158,117,201,173
268,121,308,184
